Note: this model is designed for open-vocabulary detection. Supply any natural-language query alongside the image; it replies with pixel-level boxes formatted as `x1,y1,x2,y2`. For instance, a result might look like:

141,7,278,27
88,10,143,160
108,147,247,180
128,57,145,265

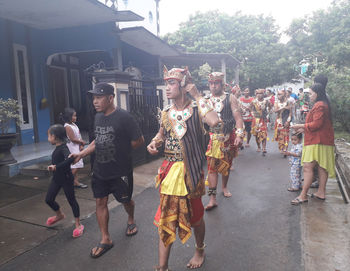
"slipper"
287,187,301,192
310,193,326,201
256,149,261,152
46,215,65,226
222,191,232,198
205,204,218,211
72,224,84,238
90,243,114,258
126,223,138,236
74,183,88,189
291,197,308,205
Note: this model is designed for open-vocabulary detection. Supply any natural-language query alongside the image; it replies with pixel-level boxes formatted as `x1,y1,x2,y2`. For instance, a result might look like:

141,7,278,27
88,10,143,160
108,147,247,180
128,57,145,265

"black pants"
45,178,80,218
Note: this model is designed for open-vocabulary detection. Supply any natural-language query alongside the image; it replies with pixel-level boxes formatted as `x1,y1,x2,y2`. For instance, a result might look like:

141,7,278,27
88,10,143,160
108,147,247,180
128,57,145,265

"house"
0,0,143,145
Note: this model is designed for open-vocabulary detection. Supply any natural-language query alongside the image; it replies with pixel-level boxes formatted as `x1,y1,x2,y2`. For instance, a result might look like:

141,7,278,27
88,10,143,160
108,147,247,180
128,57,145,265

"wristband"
235,128,244,138
151,136,164,146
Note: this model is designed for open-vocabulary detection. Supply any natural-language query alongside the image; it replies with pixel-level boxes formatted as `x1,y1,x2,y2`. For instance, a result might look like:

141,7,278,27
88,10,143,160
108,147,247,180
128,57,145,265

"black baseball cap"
88,82,114,95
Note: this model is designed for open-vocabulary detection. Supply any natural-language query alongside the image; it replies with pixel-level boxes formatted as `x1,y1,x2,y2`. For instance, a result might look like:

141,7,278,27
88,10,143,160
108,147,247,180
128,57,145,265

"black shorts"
92,173,133,203
244,121,252,133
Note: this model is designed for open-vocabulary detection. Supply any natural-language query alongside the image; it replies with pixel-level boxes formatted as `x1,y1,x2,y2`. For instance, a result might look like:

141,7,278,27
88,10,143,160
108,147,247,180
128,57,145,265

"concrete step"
19,162,50,177
0,155,51,177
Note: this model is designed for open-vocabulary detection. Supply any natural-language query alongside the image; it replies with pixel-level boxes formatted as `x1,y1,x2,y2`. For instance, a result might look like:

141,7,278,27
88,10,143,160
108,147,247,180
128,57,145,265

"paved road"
0,138,303,271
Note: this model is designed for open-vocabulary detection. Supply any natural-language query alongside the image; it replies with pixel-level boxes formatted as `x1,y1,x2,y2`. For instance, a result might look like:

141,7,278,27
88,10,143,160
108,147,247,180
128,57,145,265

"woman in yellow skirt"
290,82,335,205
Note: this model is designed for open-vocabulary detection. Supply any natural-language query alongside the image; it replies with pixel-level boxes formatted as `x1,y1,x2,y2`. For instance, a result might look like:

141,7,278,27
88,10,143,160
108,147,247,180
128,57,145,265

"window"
13,44,33,129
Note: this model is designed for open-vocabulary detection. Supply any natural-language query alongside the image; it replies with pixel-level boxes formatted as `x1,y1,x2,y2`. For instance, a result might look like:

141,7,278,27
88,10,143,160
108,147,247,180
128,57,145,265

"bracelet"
235,128,244,138
196,97,213,118
151,136,164,146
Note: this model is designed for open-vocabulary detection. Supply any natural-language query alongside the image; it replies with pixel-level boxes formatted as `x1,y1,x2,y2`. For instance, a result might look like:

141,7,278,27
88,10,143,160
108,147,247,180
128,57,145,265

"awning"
119,27,180,57
0,0,143,30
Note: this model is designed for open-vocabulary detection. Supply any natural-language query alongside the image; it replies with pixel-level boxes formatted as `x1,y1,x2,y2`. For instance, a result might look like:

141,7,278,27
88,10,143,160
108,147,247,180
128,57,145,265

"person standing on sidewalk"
61,108,87,189
290,83,335,205
46,124,84,238
205,72,244,210
147,67,219,271
239,87,254,147
71,82,144,258
251,89,271,155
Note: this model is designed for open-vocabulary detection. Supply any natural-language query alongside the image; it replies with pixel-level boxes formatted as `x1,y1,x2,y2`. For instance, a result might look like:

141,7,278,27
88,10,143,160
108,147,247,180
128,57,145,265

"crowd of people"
41,67,335,270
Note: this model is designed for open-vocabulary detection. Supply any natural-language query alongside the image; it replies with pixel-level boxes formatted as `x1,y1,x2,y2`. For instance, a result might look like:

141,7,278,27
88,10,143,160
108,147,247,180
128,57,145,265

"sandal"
74,183,88,189
46,215,65,226
72,224,84,238
126,223,138,236
287,187,300,192
291,197,308,205
310,193,326,201
90,243,114,258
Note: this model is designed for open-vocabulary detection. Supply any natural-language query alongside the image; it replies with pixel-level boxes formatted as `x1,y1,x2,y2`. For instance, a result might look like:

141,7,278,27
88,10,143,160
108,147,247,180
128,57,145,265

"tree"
285,0,350,132
163,10,297,90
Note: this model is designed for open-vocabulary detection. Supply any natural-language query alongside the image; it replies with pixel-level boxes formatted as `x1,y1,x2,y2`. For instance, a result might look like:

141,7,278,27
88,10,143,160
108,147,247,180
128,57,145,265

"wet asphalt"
0,137,302,271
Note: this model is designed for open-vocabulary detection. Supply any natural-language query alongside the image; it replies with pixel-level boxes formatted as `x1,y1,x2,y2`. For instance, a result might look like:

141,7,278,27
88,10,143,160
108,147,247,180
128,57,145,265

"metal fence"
128,79,163,165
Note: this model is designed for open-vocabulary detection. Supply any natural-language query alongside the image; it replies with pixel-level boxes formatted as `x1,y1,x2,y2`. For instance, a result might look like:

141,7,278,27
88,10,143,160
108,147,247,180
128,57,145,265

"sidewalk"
0,158,162,266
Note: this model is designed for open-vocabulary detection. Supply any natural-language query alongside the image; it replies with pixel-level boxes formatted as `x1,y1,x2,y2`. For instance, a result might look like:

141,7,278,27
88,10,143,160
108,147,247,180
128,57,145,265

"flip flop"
126,223,138,236
310,193,326,201
74,183,88,189
287,187,301,192
291,197,308,205
72,224,84,238
90,243,114,258
46,215,65,226
205,204,218,211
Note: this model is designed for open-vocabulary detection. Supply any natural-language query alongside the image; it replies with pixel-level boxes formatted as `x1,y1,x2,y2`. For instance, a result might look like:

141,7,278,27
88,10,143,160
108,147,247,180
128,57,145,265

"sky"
158,0,333,39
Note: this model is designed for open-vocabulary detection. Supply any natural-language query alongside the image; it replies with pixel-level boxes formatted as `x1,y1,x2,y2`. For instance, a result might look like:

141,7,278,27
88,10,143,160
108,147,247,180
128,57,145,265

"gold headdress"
208,72,225,83
163,66,191,87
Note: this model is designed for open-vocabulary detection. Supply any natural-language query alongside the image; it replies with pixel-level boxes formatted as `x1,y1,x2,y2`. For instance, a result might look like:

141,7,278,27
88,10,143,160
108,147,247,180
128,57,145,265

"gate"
128,79,163,165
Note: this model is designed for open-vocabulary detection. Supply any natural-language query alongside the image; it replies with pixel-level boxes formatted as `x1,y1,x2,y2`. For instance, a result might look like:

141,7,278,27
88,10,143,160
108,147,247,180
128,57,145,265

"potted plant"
0,98,20,165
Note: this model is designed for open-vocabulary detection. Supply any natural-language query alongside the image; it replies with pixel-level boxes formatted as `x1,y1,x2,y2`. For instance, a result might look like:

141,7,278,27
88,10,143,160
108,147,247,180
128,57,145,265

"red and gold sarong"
153,160,204,247
251,117,267,143
206,131,238,176
274,118,289,152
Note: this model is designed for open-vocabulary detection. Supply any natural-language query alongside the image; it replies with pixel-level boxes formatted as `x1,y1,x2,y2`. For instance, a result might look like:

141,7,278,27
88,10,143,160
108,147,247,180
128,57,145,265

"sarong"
251,117,267,143
206,131,238,176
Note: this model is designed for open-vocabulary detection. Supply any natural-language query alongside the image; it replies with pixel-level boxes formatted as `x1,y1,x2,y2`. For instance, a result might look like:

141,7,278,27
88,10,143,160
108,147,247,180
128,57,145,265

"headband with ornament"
208,72,225,83
163,66,192,87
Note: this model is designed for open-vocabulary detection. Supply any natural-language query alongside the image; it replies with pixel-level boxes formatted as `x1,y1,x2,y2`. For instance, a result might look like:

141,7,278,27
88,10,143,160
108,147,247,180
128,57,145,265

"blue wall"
0,18,121,144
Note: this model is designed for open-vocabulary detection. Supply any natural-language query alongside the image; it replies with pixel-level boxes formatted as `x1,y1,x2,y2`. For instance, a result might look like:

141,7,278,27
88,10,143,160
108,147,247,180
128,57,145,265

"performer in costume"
239,88,254,147
274,89,292,155
251,89,271,155
204,72,244,211
147,67,220,271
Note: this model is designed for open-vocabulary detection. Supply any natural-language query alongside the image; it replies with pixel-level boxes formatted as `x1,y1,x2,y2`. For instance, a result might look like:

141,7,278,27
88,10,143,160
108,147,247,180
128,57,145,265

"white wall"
118,0,157,34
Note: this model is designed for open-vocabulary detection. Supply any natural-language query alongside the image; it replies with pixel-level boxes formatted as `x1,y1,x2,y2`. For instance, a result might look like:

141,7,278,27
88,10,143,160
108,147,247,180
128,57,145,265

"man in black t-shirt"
72,82,144,258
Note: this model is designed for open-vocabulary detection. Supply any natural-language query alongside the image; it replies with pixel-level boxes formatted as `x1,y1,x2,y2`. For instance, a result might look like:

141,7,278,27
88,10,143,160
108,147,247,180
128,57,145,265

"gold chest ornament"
208,93,226,118
168,105,193,139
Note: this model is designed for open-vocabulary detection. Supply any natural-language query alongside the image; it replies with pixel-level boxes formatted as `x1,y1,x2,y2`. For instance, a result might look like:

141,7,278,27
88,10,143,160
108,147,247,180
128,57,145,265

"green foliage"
163,10,297,90
285,0,350,132
312,62,350,132
0,98,20,134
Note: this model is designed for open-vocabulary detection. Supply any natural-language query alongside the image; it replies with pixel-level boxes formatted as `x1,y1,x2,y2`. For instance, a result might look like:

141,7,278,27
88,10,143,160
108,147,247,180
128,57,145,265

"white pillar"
221,58,226,83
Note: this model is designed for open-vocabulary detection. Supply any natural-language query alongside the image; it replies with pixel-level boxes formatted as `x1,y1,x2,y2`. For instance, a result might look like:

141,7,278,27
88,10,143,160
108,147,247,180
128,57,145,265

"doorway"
49,66,69,124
